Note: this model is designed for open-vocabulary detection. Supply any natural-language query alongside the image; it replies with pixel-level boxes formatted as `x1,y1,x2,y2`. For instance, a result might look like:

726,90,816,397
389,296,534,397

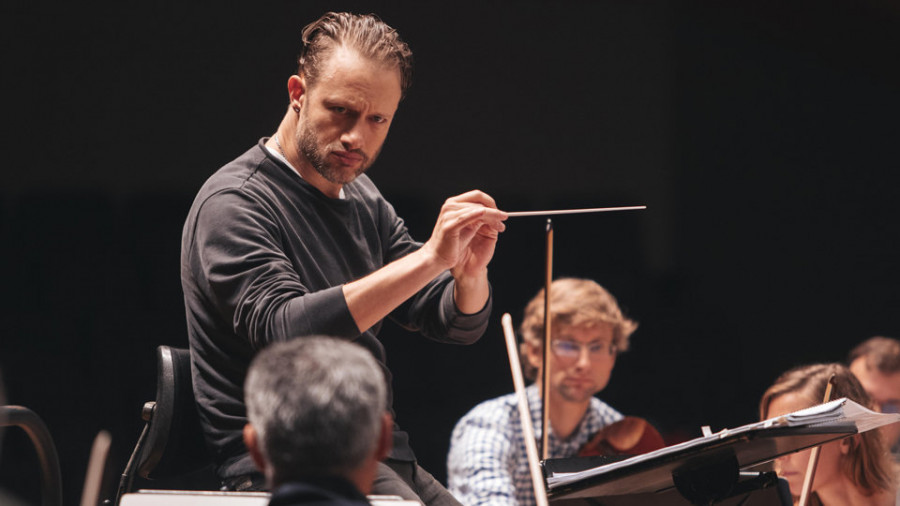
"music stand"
542,397,899,505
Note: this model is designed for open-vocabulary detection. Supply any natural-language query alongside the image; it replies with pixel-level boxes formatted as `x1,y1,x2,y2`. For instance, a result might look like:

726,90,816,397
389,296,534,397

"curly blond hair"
518,278,637,380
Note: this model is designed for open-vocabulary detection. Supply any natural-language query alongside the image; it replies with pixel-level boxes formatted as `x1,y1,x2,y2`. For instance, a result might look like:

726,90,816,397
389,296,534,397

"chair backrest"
136,345,211,480
0,405,63,506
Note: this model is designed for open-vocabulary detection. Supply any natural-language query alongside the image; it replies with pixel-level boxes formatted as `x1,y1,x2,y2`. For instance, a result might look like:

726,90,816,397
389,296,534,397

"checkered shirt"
447,384,622,506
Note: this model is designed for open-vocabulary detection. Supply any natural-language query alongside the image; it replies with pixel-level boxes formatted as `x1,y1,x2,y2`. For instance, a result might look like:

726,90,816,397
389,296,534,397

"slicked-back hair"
245,336,388,485
848,336,900,374
759,363,897,497
298,12,413,98
519,278,638,381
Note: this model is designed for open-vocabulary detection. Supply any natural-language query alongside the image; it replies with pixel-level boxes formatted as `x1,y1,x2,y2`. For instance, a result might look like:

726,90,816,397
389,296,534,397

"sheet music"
778,397,893,433
546,397,900,489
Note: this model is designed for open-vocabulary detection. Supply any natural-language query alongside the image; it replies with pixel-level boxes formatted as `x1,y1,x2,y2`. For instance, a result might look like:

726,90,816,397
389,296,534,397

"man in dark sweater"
180,12,507,505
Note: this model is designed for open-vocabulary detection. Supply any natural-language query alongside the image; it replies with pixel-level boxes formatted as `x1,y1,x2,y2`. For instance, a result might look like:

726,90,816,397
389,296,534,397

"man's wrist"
452,268,489,289
417,242,455,272
452,269,490,314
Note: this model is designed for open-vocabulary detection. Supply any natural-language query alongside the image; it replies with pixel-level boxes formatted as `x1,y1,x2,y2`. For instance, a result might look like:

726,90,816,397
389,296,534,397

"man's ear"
375,412,393,461
287,75,306,113
243,423,267,472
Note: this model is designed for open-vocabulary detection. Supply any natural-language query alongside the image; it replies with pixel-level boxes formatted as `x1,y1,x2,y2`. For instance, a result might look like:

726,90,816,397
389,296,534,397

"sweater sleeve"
391,274,492,344
187,189,360,349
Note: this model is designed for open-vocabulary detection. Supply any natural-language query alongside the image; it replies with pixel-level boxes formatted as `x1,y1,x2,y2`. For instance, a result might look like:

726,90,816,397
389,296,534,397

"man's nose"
574,346,592,368
341,120,365,150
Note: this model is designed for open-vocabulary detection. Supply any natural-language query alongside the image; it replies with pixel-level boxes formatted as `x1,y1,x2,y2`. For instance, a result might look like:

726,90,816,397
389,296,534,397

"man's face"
295,46,402,187
849,357,900,448
529,323,617,404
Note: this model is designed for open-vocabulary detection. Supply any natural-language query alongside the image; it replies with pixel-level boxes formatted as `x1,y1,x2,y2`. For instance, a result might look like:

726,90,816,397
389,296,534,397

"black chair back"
137,346,209,479
116,346,216,505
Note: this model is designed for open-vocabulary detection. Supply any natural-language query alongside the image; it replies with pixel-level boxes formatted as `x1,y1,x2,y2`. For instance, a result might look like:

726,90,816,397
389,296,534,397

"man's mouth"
564,377,592,387
332,150,364,165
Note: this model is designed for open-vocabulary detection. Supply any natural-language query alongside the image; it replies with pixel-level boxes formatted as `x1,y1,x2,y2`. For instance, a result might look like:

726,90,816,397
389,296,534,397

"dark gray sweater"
181,139,491,480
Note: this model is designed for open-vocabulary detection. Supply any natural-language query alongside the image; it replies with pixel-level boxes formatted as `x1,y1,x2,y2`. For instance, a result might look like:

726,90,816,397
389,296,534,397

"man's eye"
372,116,386,124
555,342,578,353
332,106,347,114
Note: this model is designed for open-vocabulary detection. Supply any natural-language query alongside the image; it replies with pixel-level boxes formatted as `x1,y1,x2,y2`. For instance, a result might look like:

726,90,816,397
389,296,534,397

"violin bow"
797,374,836,506
541,219,553,460
501,313,550,506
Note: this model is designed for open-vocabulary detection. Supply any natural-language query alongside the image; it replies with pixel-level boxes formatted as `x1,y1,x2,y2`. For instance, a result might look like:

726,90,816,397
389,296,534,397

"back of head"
299,12,413,98
848,336,900,375
759,363,895,496
245,336,388,486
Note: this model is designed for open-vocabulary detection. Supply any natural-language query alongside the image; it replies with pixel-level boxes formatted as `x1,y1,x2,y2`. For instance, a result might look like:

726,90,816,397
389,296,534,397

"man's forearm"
342,247,449,333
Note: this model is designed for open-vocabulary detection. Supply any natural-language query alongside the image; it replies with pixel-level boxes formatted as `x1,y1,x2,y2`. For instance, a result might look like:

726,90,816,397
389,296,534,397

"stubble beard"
556,384,597,404
296,121,380,186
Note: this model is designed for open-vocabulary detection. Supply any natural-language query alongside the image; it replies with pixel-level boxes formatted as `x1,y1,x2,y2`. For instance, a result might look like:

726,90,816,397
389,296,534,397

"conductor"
180,11,507,505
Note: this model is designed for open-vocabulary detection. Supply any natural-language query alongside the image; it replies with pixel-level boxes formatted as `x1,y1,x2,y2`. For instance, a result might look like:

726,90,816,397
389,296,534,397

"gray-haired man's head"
244,336,390,488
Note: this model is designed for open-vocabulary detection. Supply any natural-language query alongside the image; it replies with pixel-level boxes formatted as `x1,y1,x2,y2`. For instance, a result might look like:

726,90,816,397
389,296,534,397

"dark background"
2,1,899,504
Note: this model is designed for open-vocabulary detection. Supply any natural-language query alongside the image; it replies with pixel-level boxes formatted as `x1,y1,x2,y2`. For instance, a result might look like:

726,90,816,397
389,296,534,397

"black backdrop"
2,1,899,504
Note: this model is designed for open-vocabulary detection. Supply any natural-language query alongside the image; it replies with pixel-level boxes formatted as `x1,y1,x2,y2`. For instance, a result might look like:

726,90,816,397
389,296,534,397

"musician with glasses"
446,277,638,506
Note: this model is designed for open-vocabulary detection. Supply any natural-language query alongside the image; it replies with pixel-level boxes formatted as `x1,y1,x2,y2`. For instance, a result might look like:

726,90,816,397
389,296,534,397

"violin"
578,416,666,457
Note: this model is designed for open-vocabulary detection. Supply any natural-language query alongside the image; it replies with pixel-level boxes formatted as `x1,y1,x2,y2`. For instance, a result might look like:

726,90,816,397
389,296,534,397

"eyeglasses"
550,340,617,362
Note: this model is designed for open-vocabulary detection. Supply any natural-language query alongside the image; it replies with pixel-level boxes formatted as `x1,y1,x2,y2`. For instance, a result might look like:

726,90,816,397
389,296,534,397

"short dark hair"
298,12,413,98
848,336,900,374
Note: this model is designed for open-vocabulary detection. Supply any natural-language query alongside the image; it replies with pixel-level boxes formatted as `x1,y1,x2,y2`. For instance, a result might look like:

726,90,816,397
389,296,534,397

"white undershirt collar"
265,140,346,200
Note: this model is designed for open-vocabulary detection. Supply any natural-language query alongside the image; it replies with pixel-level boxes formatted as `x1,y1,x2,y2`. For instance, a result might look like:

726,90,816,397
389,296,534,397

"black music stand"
543,421,858,505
